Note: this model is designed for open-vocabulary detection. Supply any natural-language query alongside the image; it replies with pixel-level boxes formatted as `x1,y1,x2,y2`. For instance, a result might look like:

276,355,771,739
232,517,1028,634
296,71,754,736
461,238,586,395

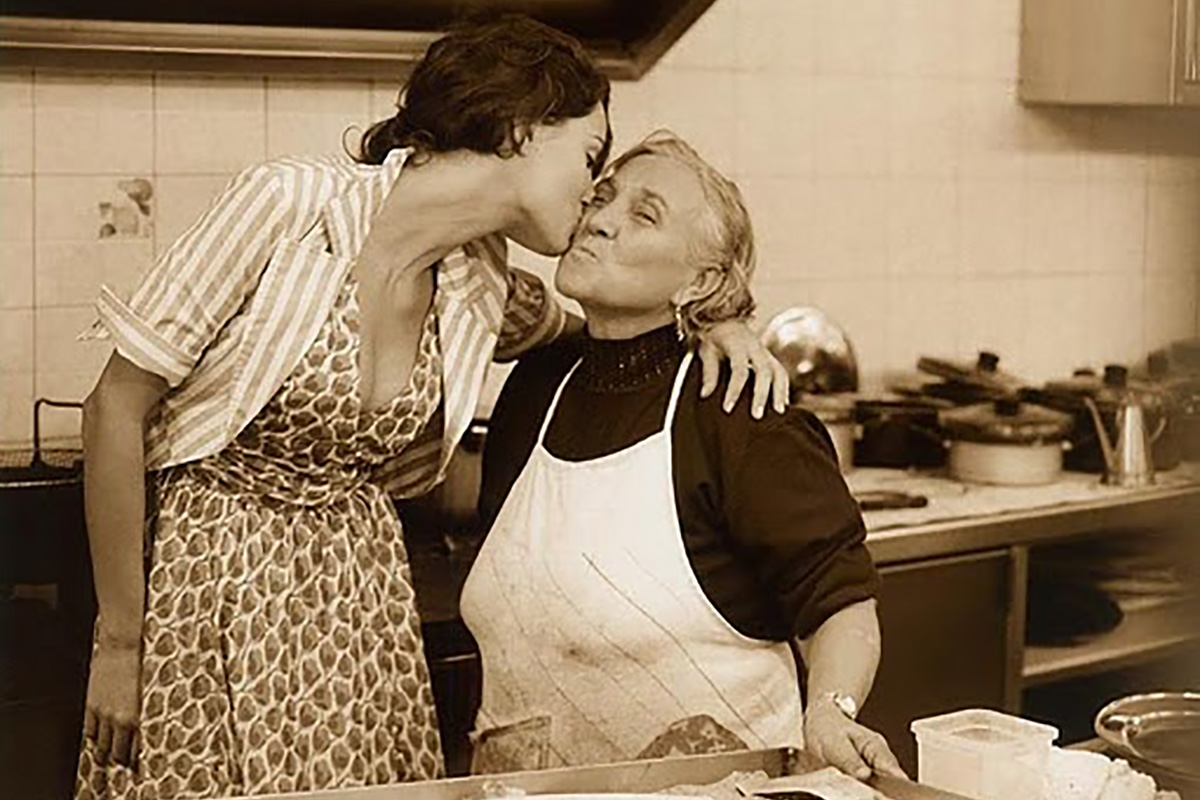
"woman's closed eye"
586,183,615,208
633,205,659,225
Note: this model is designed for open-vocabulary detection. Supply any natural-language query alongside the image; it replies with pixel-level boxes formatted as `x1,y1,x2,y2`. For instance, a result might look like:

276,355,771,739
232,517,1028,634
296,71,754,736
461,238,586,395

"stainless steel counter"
854,463,1200,564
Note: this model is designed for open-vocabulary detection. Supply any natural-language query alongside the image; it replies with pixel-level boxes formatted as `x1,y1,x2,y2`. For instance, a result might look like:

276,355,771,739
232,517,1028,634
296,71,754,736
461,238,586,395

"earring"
673,304,686,341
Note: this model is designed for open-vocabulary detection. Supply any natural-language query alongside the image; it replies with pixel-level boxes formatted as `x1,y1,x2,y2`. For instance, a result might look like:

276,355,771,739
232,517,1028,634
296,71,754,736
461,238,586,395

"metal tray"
1095,691,1200,789
219,747,967,800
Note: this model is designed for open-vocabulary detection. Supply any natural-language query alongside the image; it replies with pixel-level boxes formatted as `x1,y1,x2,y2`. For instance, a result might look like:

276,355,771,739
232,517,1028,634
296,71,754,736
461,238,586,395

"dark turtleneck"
479,324,878,641
575,323,686,394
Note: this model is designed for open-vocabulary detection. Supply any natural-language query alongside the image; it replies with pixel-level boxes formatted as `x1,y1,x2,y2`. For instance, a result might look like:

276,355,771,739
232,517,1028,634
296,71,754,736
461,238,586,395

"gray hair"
603,130,756,340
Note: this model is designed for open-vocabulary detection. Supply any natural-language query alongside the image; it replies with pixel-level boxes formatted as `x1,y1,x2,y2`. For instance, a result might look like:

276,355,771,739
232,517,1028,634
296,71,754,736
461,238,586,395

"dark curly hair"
357,15,611,177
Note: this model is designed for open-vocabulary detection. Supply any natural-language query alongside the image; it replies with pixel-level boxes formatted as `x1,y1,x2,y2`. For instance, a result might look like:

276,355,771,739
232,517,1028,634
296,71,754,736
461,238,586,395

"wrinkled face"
505,104,609,256
556,154,711,324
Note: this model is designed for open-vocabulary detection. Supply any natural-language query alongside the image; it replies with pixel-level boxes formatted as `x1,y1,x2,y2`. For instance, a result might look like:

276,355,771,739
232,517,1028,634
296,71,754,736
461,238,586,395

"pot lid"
941,398,1073,444
916,350,1027,394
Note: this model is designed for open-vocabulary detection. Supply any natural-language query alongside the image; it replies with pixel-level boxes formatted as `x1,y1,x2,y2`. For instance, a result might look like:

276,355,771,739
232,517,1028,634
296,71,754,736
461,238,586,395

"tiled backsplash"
2,0,1199,445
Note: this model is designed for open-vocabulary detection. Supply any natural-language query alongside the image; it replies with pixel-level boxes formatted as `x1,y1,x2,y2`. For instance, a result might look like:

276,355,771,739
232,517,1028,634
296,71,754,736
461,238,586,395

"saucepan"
939,398,1074,486
1094,691,1200,793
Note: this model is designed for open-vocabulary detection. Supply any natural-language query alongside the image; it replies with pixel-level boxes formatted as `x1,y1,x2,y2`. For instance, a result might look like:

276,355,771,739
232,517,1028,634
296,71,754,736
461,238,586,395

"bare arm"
798,599,905,779
81,352,168,766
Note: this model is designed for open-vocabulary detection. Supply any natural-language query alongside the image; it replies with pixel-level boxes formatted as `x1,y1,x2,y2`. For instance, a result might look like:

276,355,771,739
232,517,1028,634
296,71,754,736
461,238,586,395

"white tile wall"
33,73,154,175
0,176,35,310
35,306,111,428
892,0,962,79
155,74,266,174
265,78,373,160
0,69,34,176
1,0,1199,444
0,371,34,443
885,178,959,278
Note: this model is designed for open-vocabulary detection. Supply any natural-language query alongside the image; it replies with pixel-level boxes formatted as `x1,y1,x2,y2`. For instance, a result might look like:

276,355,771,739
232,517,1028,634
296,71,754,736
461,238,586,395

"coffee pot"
1082,392,1165,487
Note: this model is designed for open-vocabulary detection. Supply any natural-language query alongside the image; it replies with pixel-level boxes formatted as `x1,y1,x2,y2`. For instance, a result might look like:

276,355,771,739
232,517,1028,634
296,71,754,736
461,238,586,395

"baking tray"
219,747,968,800
1095,691,1200,790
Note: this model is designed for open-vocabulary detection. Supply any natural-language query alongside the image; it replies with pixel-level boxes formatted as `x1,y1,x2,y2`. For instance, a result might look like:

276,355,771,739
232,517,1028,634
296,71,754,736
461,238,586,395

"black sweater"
480,325,879,641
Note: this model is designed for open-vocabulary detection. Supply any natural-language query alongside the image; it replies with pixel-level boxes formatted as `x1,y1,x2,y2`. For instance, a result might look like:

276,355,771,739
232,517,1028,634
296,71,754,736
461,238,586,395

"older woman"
465,132,902,779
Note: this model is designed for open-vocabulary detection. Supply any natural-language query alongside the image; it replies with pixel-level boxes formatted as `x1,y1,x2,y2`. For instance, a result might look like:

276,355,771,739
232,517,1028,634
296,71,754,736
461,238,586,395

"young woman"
76,18,784,800
468,132,903,779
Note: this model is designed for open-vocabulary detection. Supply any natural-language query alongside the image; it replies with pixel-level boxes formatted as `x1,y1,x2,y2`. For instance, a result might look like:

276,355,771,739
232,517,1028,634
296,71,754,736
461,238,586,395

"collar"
321,147,412,260
578,324,687,394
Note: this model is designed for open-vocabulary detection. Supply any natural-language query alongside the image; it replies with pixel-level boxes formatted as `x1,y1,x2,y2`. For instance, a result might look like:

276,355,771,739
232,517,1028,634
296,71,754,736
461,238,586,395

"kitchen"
1,0,1199,799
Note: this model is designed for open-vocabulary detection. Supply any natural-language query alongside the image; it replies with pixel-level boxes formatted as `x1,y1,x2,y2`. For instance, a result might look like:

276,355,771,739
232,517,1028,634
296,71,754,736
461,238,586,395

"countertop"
853,462,1200,564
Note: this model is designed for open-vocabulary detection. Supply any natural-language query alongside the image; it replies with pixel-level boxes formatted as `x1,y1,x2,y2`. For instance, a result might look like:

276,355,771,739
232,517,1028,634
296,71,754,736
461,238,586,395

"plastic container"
910,708,1058,800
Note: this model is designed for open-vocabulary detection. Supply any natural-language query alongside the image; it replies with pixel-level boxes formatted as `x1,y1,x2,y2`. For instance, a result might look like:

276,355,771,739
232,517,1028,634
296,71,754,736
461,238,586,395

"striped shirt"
90,149,566,497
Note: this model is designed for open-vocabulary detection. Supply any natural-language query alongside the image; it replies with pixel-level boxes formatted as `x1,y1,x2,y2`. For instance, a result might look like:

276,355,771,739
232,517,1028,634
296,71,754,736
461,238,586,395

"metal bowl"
762,307,858,399
1094,691,1200,790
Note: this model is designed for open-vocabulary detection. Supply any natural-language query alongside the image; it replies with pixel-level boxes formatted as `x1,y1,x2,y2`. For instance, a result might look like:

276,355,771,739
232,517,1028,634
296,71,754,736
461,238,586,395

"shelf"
1022,598,1200,687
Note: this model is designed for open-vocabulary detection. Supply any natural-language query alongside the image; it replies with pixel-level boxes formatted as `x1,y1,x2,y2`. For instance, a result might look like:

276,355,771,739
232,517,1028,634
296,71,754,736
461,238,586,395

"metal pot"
796,395,855,472
940,398,1073,486
762,307,858,397
853,398,947,469
1094,692,1200,793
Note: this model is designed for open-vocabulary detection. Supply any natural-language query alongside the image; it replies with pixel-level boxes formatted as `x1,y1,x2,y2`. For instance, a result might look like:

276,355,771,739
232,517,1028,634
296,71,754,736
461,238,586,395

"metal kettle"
1082,393,1165,487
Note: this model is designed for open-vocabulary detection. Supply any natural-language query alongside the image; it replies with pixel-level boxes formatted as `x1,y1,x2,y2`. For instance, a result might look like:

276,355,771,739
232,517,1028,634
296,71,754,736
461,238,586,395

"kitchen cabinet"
858,549,1018,775
0,0,718,78
1020,0,1200,105
853,466,1200,774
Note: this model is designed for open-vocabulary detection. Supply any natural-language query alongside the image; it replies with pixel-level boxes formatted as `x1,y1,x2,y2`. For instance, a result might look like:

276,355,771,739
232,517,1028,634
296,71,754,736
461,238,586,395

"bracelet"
821,691,860,720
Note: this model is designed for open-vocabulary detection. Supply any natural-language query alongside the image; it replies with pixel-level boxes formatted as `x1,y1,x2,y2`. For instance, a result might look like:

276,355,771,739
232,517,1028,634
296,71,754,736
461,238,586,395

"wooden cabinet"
858,549,1020,775
1020,0,1200,105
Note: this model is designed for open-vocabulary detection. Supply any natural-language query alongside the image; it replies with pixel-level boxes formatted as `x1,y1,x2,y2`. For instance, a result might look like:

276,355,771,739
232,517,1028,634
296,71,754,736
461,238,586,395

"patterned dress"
77,274,446,799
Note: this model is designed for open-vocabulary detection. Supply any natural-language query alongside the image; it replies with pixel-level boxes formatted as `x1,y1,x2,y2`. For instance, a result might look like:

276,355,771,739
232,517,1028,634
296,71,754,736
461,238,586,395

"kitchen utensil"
1031,364,1178,474
855,490,929,511
1094,691,1200,791
796,393,856,472
1082,392,1165,488
853,398,947,468
910,708,1058,800
940,398,1073,486
762,307,858,398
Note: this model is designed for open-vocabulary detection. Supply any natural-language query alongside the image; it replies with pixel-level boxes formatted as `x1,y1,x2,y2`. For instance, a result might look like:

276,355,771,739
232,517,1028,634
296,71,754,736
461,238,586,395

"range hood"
0,0,718,79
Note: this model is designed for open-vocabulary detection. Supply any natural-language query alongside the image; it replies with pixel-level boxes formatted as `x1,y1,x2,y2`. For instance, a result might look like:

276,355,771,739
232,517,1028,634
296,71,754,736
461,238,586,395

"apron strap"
537,349,694,448
536,358,583,447
662,350,695,433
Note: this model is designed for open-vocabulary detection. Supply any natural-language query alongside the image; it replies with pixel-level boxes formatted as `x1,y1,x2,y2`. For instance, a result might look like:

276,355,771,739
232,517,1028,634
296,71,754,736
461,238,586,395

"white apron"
460,352,803,769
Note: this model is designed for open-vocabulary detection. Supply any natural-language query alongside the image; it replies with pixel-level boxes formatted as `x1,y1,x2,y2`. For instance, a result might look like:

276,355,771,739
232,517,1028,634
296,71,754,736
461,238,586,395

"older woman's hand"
696,319,789,418
803,696,906,782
